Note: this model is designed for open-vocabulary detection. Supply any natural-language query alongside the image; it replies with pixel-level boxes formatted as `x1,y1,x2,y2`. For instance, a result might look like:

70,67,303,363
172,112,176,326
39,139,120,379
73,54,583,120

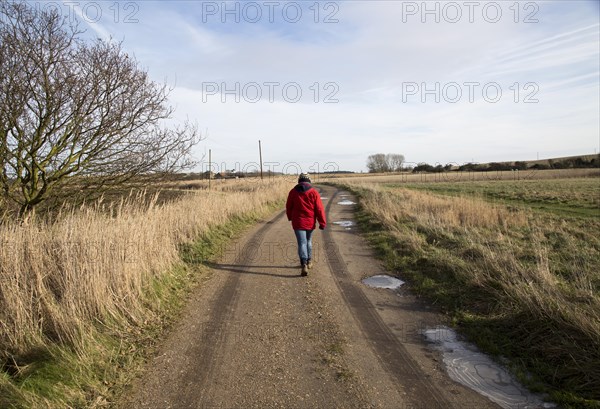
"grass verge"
0,199,284,408
329,182,600,409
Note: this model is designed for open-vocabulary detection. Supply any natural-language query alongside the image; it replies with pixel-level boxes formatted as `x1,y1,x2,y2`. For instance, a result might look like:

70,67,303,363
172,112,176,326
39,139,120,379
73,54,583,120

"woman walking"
286,173,327,276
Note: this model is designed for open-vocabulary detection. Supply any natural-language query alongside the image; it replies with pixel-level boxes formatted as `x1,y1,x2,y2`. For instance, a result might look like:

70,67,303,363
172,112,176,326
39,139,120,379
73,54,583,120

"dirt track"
121,185,500,409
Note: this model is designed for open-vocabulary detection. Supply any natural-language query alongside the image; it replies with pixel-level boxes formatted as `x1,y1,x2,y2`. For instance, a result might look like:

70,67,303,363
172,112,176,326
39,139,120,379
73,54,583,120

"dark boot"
301,264,309,276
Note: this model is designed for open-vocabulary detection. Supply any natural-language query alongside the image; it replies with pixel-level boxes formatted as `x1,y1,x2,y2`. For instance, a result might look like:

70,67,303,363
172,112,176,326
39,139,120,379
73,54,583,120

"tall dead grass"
0,178,290,360
345,181,600,401
352,182,528,230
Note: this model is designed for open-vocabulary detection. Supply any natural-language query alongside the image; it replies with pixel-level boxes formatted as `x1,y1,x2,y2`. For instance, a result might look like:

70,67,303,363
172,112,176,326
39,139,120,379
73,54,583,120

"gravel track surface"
122,185,500,409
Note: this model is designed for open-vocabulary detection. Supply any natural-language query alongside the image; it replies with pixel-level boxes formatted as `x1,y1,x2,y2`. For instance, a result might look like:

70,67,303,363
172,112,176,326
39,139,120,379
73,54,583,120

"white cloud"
78,1,600,171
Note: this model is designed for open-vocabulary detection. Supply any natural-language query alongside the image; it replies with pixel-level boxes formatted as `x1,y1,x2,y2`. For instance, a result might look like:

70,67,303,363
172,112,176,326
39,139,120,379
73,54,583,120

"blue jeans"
294,229,314,265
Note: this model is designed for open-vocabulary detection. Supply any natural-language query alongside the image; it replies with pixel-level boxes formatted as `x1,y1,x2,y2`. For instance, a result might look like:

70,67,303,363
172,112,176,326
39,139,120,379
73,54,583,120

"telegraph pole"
258,140,264,180
208,149,212,190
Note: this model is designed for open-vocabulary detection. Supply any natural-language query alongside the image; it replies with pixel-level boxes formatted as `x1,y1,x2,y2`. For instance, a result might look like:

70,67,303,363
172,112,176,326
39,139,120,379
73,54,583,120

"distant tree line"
409,155,599,173
411,164,453,173
456,162,527,172
533,156,599,170
366,153,405,173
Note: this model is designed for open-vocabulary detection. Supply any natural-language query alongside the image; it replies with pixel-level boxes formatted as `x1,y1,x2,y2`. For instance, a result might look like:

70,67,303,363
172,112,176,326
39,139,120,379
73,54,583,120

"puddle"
362,275,405,290
333,221,354,228
337,200,356,205
423,326,556,409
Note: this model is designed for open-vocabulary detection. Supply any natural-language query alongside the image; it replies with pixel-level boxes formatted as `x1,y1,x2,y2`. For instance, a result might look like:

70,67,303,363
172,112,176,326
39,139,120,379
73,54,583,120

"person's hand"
319,225,325,230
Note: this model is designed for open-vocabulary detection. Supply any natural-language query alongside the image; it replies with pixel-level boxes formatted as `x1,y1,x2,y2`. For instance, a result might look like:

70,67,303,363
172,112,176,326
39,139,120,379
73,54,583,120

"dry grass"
0,178,290,360
355,183,528,230
324,168,600,184
340,179,600,404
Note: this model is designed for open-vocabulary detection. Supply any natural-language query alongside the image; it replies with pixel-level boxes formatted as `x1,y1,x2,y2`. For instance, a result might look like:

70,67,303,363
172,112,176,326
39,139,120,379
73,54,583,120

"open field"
323,167,600,183
332,172,600,407
0,178,290,407
391,178,600,218
324,168,600,219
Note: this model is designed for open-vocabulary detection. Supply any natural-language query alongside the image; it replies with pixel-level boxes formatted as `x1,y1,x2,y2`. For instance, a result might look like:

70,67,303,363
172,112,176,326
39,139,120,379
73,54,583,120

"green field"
386,177,600,218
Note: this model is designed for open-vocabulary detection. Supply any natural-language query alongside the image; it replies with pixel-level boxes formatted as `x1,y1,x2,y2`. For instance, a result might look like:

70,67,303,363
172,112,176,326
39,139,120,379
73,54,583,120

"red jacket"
286,183,327,230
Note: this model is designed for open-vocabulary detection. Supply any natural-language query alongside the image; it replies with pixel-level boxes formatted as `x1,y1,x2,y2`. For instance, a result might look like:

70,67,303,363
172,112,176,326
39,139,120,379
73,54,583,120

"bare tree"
366,153,389,173
0,1,200,217
386,154,405,171
367,153,404,173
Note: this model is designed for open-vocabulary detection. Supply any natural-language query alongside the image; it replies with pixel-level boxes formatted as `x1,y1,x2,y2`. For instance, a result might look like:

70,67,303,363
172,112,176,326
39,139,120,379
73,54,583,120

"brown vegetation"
0,178,289,360
339,177,600,405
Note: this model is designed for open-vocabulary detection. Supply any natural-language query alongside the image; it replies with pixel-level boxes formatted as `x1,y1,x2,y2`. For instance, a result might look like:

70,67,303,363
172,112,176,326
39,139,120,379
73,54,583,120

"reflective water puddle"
337,200,356,205
423,326,556,409
362,275,405,290
333,220,354,229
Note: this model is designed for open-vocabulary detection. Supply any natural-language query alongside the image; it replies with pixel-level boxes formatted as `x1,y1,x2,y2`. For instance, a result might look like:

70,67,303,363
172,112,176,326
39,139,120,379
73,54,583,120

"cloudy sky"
50,0,599,172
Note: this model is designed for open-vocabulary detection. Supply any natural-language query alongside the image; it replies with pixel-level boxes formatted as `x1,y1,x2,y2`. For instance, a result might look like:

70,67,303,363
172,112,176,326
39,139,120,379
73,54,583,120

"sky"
40,0,600,172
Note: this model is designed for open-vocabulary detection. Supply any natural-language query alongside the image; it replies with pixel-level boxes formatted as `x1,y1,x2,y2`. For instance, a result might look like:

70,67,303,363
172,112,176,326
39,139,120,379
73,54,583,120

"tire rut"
177,210,287,407
321,186,451,409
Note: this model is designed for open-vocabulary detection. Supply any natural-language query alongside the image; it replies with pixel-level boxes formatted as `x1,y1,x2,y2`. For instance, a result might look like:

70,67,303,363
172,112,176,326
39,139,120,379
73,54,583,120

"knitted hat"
298,173,311,183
